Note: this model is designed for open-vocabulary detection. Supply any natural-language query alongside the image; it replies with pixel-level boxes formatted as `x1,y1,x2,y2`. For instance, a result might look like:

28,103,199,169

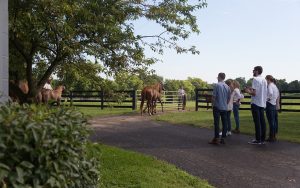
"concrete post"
0,0,9,103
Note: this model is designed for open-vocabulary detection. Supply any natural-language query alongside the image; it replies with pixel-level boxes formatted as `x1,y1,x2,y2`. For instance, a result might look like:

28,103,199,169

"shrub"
0,103,99,187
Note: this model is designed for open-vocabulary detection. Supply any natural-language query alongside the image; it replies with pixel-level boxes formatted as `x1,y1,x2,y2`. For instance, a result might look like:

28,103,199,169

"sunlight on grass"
155,110,300,143
87,143,213,188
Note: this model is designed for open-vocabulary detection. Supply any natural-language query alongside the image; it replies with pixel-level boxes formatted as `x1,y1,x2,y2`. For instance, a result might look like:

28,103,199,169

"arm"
245,87,256,96
235,88,244,99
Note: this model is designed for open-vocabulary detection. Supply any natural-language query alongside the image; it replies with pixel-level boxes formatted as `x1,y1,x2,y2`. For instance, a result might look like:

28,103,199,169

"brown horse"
9,80,29,102
140,82,164,116
41,85,65,105
152,89,164,114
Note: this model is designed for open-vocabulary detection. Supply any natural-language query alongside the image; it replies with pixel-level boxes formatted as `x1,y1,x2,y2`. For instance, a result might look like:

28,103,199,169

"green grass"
77,107,137,118
87,143,213,188
155,110,300,143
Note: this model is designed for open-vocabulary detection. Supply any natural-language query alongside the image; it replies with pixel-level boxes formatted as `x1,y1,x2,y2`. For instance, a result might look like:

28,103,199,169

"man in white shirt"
245,66,268,145
265,75,280,142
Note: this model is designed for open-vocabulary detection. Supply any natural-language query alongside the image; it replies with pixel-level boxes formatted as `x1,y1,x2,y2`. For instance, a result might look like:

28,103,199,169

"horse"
41,85,65,105
140,82,164,116
9,80,29,102
152,89,164,114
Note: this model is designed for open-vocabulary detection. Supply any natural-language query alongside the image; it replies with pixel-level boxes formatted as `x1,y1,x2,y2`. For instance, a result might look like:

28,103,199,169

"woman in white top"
224,79,234,136
232,80,244,133
265,75,280,142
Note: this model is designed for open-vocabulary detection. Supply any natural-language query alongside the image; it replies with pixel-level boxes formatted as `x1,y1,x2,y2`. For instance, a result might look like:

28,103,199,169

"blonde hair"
233,80,240,89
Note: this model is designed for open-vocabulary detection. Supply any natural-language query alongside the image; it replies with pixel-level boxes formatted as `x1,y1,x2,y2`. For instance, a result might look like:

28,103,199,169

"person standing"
265,75,280,142
245,66,268,145
209,73,231,145
43,78,53,90
232,80,244,134
178,86,186,110
219,79,234,136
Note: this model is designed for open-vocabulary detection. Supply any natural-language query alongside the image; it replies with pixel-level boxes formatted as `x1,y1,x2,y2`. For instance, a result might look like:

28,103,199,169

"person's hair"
254,66,263,75
218,73,226,80
225,79,233,86
233,80,240,89
265,75,276,83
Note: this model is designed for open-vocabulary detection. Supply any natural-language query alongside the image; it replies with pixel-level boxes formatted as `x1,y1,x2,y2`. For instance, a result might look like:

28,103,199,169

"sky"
134,0,300,84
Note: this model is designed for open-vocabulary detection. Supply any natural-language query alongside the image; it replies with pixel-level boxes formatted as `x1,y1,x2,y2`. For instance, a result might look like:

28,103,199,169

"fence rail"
195,88,300,112
61,90,136,110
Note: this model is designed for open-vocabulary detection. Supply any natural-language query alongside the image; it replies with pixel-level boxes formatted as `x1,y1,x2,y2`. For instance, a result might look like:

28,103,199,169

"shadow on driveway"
90,115,300,188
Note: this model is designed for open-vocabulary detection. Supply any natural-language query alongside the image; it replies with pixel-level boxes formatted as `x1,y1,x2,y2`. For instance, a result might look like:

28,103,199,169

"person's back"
213,82,230,111
251,76,267,108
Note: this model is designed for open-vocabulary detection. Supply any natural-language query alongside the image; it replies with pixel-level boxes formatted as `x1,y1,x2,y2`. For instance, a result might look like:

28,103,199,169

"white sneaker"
219,132,222,136
227,131,232,136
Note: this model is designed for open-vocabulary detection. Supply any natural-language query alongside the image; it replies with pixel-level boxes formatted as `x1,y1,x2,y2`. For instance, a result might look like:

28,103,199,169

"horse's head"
159,81,165,92
55,85,65,93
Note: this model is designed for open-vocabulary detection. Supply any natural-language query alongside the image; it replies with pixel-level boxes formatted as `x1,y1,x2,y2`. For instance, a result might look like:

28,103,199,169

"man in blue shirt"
209,73,231,145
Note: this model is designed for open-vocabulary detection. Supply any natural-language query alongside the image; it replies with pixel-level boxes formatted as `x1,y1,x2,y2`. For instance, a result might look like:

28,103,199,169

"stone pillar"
0,0,9,103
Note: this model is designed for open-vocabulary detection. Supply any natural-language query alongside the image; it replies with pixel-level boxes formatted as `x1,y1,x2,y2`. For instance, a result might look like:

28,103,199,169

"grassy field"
77,107,137,117
155,110,300,143
87,143,213,188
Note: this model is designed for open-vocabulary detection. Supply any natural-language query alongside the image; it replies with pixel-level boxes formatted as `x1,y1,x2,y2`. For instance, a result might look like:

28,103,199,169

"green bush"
0,104,99,187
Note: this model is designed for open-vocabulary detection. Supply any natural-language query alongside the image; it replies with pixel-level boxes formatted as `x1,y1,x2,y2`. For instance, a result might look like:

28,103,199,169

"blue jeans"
275,110,278,134
213,107,228,138
227,111,232,132
233,103,240,130
266,102,276,138
251,104,266,142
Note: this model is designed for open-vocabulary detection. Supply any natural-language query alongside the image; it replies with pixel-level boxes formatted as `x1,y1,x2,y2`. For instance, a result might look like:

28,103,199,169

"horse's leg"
152,99,157,114
140,99,144,116
159,98,163,112
147,99,152,116
57,97,60,106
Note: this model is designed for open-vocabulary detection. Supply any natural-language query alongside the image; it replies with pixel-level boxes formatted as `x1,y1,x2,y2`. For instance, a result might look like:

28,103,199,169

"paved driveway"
90,115,300,188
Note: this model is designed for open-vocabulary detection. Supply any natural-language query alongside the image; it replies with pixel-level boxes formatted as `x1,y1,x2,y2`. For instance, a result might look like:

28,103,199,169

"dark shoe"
266,137,275,142
220,138,225,144
209,138,219,145
232,129,240,134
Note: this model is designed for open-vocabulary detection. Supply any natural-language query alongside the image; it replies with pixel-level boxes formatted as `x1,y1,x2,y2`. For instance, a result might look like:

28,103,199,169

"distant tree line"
53,72,300,101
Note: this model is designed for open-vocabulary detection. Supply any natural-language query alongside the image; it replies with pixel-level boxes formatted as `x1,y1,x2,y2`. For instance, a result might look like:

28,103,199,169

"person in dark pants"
245,66,268,145
265,75,280,142
209,73,231,145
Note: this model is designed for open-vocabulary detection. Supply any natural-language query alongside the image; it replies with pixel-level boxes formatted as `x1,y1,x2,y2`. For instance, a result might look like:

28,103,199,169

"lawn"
77,107,137,117
155,110,300,143
87,143,213,188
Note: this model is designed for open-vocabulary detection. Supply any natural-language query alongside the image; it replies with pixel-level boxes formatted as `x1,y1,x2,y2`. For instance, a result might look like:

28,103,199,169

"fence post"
279,90,282,112
100,90,104,110
70,91,73,106
195,89,199,111
132,90,136,110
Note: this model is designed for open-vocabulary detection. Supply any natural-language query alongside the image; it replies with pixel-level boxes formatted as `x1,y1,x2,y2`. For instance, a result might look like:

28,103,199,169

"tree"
276,79,288,91
288,80,300,91
9,0,207,103
234,77,247,90
56,61,104,91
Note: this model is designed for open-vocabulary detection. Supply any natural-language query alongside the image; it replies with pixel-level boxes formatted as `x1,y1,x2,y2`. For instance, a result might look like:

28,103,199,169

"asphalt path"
89,114,300,188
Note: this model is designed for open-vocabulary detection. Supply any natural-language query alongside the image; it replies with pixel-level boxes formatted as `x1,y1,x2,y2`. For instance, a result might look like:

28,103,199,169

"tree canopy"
9,0,207,102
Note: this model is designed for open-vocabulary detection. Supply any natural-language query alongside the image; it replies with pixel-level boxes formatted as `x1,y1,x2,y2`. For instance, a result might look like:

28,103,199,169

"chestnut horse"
140,82,164,116
40,85,65,105
152,89,164,114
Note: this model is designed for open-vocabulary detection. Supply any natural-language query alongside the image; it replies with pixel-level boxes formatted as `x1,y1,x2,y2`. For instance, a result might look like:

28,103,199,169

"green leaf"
20,161,34,169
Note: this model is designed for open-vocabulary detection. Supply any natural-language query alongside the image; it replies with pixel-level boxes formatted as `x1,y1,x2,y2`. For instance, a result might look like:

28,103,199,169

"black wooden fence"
195,88,300,112
61,90,137,110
